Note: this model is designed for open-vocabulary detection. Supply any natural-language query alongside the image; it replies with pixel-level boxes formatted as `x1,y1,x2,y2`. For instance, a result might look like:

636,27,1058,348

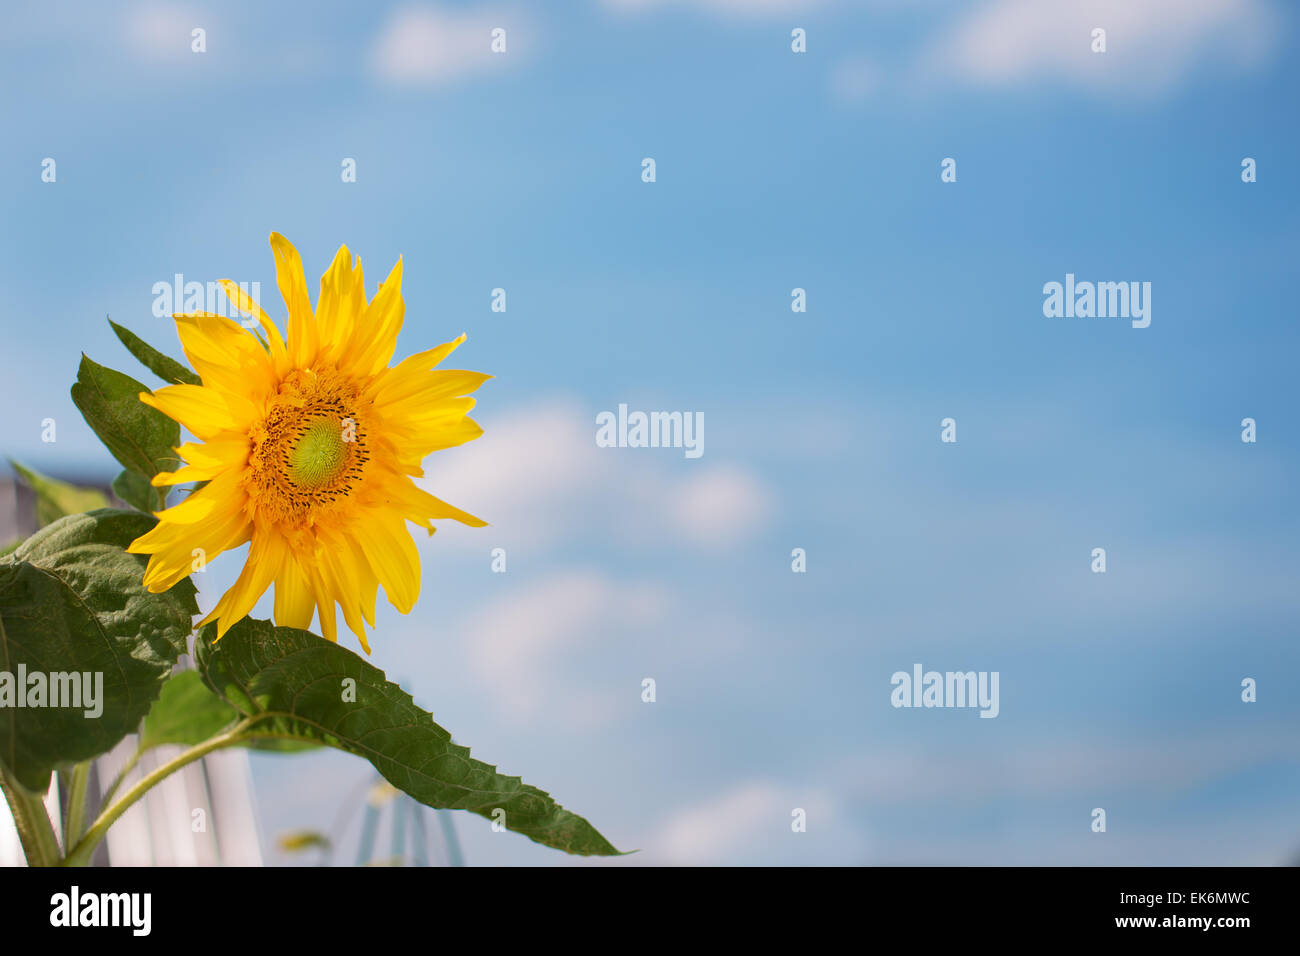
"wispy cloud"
417,398,773,554
461,569,671,721
124,3,206,62
602,0,831,18
922,0,1281,97
369,4,530,88
647,782,849,864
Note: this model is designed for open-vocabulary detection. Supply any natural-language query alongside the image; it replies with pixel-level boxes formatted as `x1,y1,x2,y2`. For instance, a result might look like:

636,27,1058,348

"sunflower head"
127,233,489,653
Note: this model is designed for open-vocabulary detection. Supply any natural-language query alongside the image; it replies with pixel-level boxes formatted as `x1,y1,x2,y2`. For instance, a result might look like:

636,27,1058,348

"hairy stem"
0,765,61,867
61,718,256,867
63,761,92,847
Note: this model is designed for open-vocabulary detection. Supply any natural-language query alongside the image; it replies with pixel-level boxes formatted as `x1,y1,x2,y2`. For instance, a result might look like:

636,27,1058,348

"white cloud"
125,4,204,61
406,399,771,726
650,782,844,864
418,400,598,550
671,465,771,548
418,398,772,554
602,0,830,17
369,4,528,87
925,0,1280,97
460,569,671,721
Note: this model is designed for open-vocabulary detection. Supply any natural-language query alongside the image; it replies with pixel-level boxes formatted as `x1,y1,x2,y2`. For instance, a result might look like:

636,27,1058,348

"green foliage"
0,510,197,792
0,315,613,864
9,462,109,528
99,318,205,511
108,319,200,386
196,617,623,856
140,668,318,756
139,670,239,751
111,469,161,514
70,355,180,491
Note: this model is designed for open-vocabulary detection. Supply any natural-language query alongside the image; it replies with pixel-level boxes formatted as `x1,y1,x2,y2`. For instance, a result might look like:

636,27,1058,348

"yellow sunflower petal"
345,256,366,325
140,471,243,524
201,530,287,639
152,437,250,485
370,369,492,413
139,384,255,440
384,478,486,530
174,439,249,467
302,561,339,645
173,313,275,401
385,413,484,465
131,505,252,593
340,534,380,629
151,463,224,487
218,279,287,364
363,334,467,399
343,256,403,378
315,245,357,362
273,556,316,630
350,515,421,614
316,540,370,653
269,232,318,368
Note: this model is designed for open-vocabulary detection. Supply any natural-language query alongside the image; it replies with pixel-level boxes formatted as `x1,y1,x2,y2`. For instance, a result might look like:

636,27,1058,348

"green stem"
61,718,256,867
63,761,92,847
0,765,62,867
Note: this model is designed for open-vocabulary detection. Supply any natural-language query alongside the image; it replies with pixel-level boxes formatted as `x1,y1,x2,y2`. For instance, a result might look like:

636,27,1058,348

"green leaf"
9,462,109,528
0,510,198,791
70,355,180,482
196,618,623,856
108,319,200,387
139,668,316,755
243,733,321,753
139,670,239,751
111,469,162,514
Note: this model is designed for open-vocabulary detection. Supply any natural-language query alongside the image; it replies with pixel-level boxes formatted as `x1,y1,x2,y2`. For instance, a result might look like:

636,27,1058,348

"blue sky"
2,0,1298,865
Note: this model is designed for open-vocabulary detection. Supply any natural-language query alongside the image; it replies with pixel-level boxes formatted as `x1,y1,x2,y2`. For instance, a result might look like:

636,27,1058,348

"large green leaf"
139,670,238,751
108,319,200,386
70,355,180,483
0,510,197,791
196,618,623,856
9,462,109,528
111,468,163,514
139,668,317,755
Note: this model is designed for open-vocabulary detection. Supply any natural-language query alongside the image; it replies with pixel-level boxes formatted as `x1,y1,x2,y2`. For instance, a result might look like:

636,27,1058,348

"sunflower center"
247,368,371,526
288,416,350,490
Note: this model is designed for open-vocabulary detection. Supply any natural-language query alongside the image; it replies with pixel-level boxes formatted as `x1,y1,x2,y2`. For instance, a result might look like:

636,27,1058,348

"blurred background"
1,0,1298,865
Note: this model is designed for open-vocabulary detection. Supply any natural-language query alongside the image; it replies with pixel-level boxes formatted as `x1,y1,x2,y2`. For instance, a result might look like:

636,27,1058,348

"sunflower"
127,233,489,653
